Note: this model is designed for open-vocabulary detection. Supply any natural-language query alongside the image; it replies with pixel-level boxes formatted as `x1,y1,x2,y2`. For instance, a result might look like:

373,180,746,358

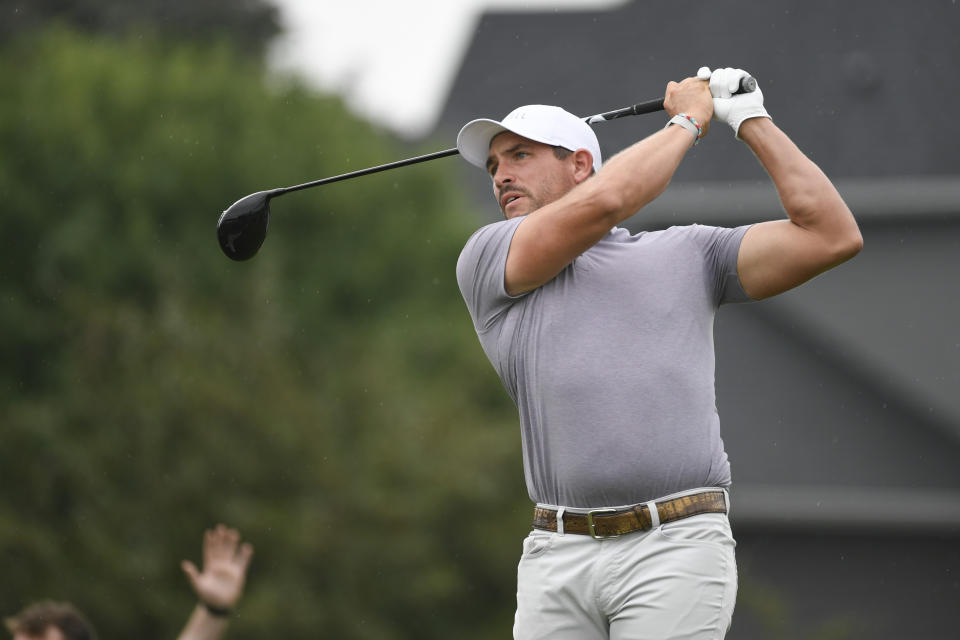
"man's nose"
493,166,513,190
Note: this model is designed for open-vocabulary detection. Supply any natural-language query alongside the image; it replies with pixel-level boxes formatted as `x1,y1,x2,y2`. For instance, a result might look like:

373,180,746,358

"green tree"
0,27,526,639
0,0,281,56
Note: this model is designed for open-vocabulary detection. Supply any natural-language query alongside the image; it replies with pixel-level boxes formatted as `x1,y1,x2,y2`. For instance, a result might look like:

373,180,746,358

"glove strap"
665,113,703,145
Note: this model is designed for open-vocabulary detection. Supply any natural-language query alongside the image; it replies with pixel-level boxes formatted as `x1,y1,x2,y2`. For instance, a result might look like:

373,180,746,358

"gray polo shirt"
456,218,753,508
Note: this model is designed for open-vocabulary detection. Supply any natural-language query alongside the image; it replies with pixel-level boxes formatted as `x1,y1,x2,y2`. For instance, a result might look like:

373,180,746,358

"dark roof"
437,0,960,181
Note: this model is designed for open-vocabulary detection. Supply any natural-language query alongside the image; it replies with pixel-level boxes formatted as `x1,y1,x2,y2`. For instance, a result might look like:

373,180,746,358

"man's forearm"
739,117,858,241
580,122,700,226
571,75,713,231
733,117,862,299
176,604,230,640
505,116,701,295
503,75,714,295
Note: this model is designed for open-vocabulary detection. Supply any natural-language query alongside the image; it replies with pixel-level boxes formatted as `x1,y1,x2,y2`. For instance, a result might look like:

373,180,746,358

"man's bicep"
737,219,847,300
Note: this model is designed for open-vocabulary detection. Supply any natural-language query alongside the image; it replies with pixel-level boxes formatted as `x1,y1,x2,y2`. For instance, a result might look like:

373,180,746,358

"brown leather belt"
532,490,728,539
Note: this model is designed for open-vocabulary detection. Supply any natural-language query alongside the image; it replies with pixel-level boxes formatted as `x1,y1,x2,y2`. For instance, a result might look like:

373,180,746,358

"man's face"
485,131,579,219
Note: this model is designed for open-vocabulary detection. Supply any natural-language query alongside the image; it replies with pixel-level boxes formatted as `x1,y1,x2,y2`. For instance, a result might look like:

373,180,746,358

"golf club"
217,76,756,261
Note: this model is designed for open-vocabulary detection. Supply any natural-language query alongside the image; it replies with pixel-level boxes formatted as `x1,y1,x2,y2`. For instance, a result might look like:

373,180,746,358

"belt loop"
556,506,565,536
645,500,660,529
722,489,731,517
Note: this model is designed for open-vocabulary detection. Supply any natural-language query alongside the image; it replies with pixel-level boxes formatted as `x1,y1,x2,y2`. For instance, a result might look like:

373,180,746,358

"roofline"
626,175,960,229
729,484,960,534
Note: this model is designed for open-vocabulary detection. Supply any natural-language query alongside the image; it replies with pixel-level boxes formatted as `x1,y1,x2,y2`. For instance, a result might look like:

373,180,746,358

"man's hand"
663,74,714,136
704,66,771,139
181,524,254,611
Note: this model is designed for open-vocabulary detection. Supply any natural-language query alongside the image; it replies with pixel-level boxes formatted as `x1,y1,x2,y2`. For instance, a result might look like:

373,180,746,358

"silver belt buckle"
585,508,619,540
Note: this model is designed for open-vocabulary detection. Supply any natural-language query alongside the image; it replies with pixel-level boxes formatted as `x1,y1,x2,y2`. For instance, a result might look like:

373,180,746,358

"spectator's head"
4,601,97,640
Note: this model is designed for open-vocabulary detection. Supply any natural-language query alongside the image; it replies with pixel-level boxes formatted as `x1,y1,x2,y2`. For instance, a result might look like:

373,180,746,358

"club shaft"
278,147,461,196
275,96,664,195
585,75,756,125
273,76,758,195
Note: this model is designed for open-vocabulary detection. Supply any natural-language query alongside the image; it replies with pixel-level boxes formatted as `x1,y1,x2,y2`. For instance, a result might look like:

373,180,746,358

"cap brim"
456,119,508,169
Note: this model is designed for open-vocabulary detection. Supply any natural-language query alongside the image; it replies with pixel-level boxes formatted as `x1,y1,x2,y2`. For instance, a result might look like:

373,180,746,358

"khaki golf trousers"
513,491,737,640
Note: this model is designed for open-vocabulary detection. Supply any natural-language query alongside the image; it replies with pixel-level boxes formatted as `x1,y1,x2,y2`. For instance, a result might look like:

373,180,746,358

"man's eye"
515,151,528,159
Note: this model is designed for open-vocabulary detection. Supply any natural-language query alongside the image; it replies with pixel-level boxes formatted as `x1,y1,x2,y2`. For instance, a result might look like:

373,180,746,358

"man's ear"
572,149,595,183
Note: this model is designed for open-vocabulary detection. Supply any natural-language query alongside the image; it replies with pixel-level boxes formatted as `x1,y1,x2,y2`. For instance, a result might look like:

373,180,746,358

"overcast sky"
267,0,625,139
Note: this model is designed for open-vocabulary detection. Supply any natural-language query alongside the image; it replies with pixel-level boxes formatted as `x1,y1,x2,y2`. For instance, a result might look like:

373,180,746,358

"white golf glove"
698,66,770,139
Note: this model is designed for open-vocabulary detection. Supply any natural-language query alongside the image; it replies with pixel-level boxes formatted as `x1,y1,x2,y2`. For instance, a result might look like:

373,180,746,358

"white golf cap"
457,104,602,173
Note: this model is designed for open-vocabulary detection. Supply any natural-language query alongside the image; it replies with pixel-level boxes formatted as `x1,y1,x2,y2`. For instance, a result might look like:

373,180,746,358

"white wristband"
665,113,703,145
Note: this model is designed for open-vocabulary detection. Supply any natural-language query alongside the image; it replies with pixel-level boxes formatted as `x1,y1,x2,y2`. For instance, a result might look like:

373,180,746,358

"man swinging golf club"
455,66,862,639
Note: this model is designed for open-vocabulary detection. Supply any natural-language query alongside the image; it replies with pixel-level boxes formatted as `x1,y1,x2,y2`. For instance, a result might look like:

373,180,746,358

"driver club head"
217,190,275,261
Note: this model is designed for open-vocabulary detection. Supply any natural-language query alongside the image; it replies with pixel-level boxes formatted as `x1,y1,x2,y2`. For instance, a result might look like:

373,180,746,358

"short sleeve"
455,217,528,332
691,224,755,305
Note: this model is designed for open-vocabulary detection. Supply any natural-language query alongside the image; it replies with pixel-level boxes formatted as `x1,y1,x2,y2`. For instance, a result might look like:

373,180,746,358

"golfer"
454,67,861,639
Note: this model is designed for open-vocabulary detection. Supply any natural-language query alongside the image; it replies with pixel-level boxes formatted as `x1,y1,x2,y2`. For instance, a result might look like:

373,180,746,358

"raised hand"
181,524,254,612
702,66,771,138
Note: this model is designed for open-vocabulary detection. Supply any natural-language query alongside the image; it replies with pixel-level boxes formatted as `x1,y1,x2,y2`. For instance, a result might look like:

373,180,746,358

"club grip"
738,75,757,93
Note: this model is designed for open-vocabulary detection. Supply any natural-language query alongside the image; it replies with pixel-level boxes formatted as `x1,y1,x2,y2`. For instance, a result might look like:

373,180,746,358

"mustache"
498,185,530,203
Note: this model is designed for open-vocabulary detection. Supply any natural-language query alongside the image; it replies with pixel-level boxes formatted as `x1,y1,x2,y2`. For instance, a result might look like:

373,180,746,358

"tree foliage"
0,0,281,57
0,27,528,639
